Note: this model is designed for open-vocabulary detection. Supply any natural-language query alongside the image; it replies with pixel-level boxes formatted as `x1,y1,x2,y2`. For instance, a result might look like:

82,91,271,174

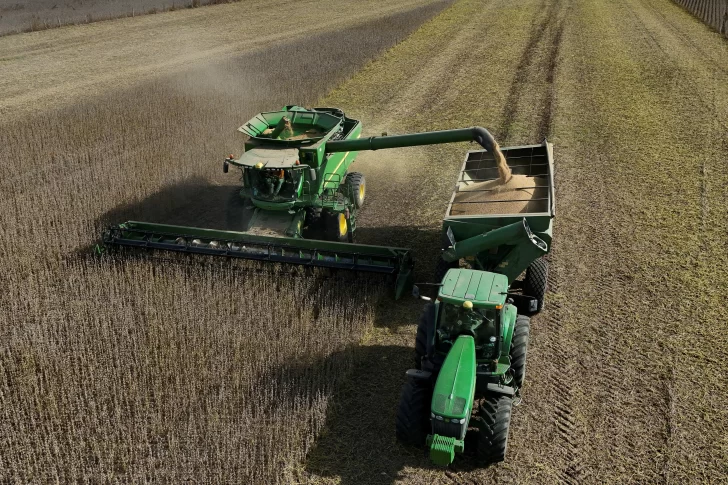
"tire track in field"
498,0,566,143
493,0,582,482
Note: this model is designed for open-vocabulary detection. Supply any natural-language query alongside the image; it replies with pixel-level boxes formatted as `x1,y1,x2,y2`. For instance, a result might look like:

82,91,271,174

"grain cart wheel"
524,258,548,312
324,210,349,242
510,315,530,389
414,303,435,369
344,172,366,208
475,394,513,464
395,379,432,447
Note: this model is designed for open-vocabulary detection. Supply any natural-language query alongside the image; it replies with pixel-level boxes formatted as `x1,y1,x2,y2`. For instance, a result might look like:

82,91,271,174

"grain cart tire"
475,394,513,464
395,379,432,447
323,210,349,242
414,303,435,369
524,258,548,313
344,172,366,208
510,315,530,389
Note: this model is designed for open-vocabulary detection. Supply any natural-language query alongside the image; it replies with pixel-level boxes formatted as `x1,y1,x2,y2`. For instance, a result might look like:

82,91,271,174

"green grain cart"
397,142,554,465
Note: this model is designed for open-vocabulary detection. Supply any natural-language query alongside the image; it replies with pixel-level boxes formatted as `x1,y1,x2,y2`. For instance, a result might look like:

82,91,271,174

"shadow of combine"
96,176,241,232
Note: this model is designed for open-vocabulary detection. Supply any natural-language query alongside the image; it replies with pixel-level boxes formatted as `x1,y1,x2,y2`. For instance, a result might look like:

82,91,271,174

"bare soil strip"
0,0,445,121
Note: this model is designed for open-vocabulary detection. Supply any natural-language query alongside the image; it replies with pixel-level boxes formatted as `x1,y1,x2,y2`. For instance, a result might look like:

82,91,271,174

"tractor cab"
436,269,509,360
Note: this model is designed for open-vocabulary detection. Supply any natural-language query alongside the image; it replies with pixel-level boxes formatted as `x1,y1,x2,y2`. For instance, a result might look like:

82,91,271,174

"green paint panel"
431,335,476,420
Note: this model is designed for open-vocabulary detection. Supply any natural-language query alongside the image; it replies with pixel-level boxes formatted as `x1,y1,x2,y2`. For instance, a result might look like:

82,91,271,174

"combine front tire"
475,395,513,465
324,210,350,242
395,379,432,447
524,258,548,313
510,315,530,389
344,172,366,208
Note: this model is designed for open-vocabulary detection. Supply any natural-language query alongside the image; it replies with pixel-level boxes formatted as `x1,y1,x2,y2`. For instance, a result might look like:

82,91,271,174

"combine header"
104,105,511,299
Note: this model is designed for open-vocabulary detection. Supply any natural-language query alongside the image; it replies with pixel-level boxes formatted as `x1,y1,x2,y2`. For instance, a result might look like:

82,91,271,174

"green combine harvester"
103,105,555,466
104,105,536,299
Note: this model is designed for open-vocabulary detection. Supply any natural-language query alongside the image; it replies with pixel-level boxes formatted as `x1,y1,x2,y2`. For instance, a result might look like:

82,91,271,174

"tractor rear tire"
524,258,548,313
344,172,366,208
510,315,530,389
414,303,435,369
475,394,513,465
323,210,349,242
395,379,432,447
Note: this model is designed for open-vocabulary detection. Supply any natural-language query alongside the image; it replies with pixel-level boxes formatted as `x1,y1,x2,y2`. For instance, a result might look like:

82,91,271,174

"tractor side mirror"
412,285,431,301
309,168,317,181
223,160,229,173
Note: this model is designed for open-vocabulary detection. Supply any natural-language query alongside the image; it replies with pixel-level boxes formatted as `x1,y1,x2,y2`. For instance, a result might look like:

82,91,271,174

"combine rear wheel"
344,172,366,208
395,379,432,447
323,210,350,242
510,315,530,389
524,258,548,312
474,394,513,465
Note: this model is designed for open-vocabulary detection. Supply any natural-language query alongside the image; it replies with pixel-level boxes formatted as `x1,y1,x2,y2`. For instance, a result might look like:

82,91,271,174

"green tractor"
397,142,554,466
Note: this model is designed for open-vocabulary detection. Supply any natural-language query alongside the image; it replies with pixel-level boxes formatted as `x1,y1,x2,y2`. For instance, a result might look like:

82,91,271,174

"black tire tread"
395,379,432,446
510,315,530,389
344,172,365,208
474,395,513,464
414,303,434,369
524,258,548,312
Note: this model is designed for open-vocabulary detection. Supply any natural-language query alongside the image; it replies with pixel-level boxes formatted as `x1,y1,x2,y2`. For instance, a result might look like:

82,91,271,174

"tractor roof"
438,269,508,307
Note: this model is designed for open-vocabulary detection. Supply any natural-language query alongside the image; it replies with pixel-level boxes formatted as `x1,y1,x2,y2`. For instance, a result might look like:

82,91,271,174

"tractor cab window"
437,303,499,357
249,168,302,201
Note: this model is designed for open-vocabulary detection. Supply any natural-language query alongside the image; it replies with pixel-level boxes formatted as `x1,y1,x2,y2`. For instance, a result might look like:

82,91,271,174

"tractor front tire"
344,172,366,208
510,315,530,389
475,394,513,465
414,303,435,369
524,258,548,313
323,210,350,243
395,379,432,447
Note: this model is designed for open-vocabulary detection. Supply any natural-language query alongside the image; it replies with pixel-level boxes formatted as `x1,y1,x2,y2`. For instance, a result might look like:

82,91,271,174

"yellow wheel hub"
359,183,366,201
338,213,348,237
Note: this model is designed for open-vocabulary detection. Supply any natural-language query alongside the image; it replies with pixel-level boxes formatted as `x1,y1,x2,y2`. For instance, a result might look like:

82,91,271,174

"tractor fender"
500,304,518,351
